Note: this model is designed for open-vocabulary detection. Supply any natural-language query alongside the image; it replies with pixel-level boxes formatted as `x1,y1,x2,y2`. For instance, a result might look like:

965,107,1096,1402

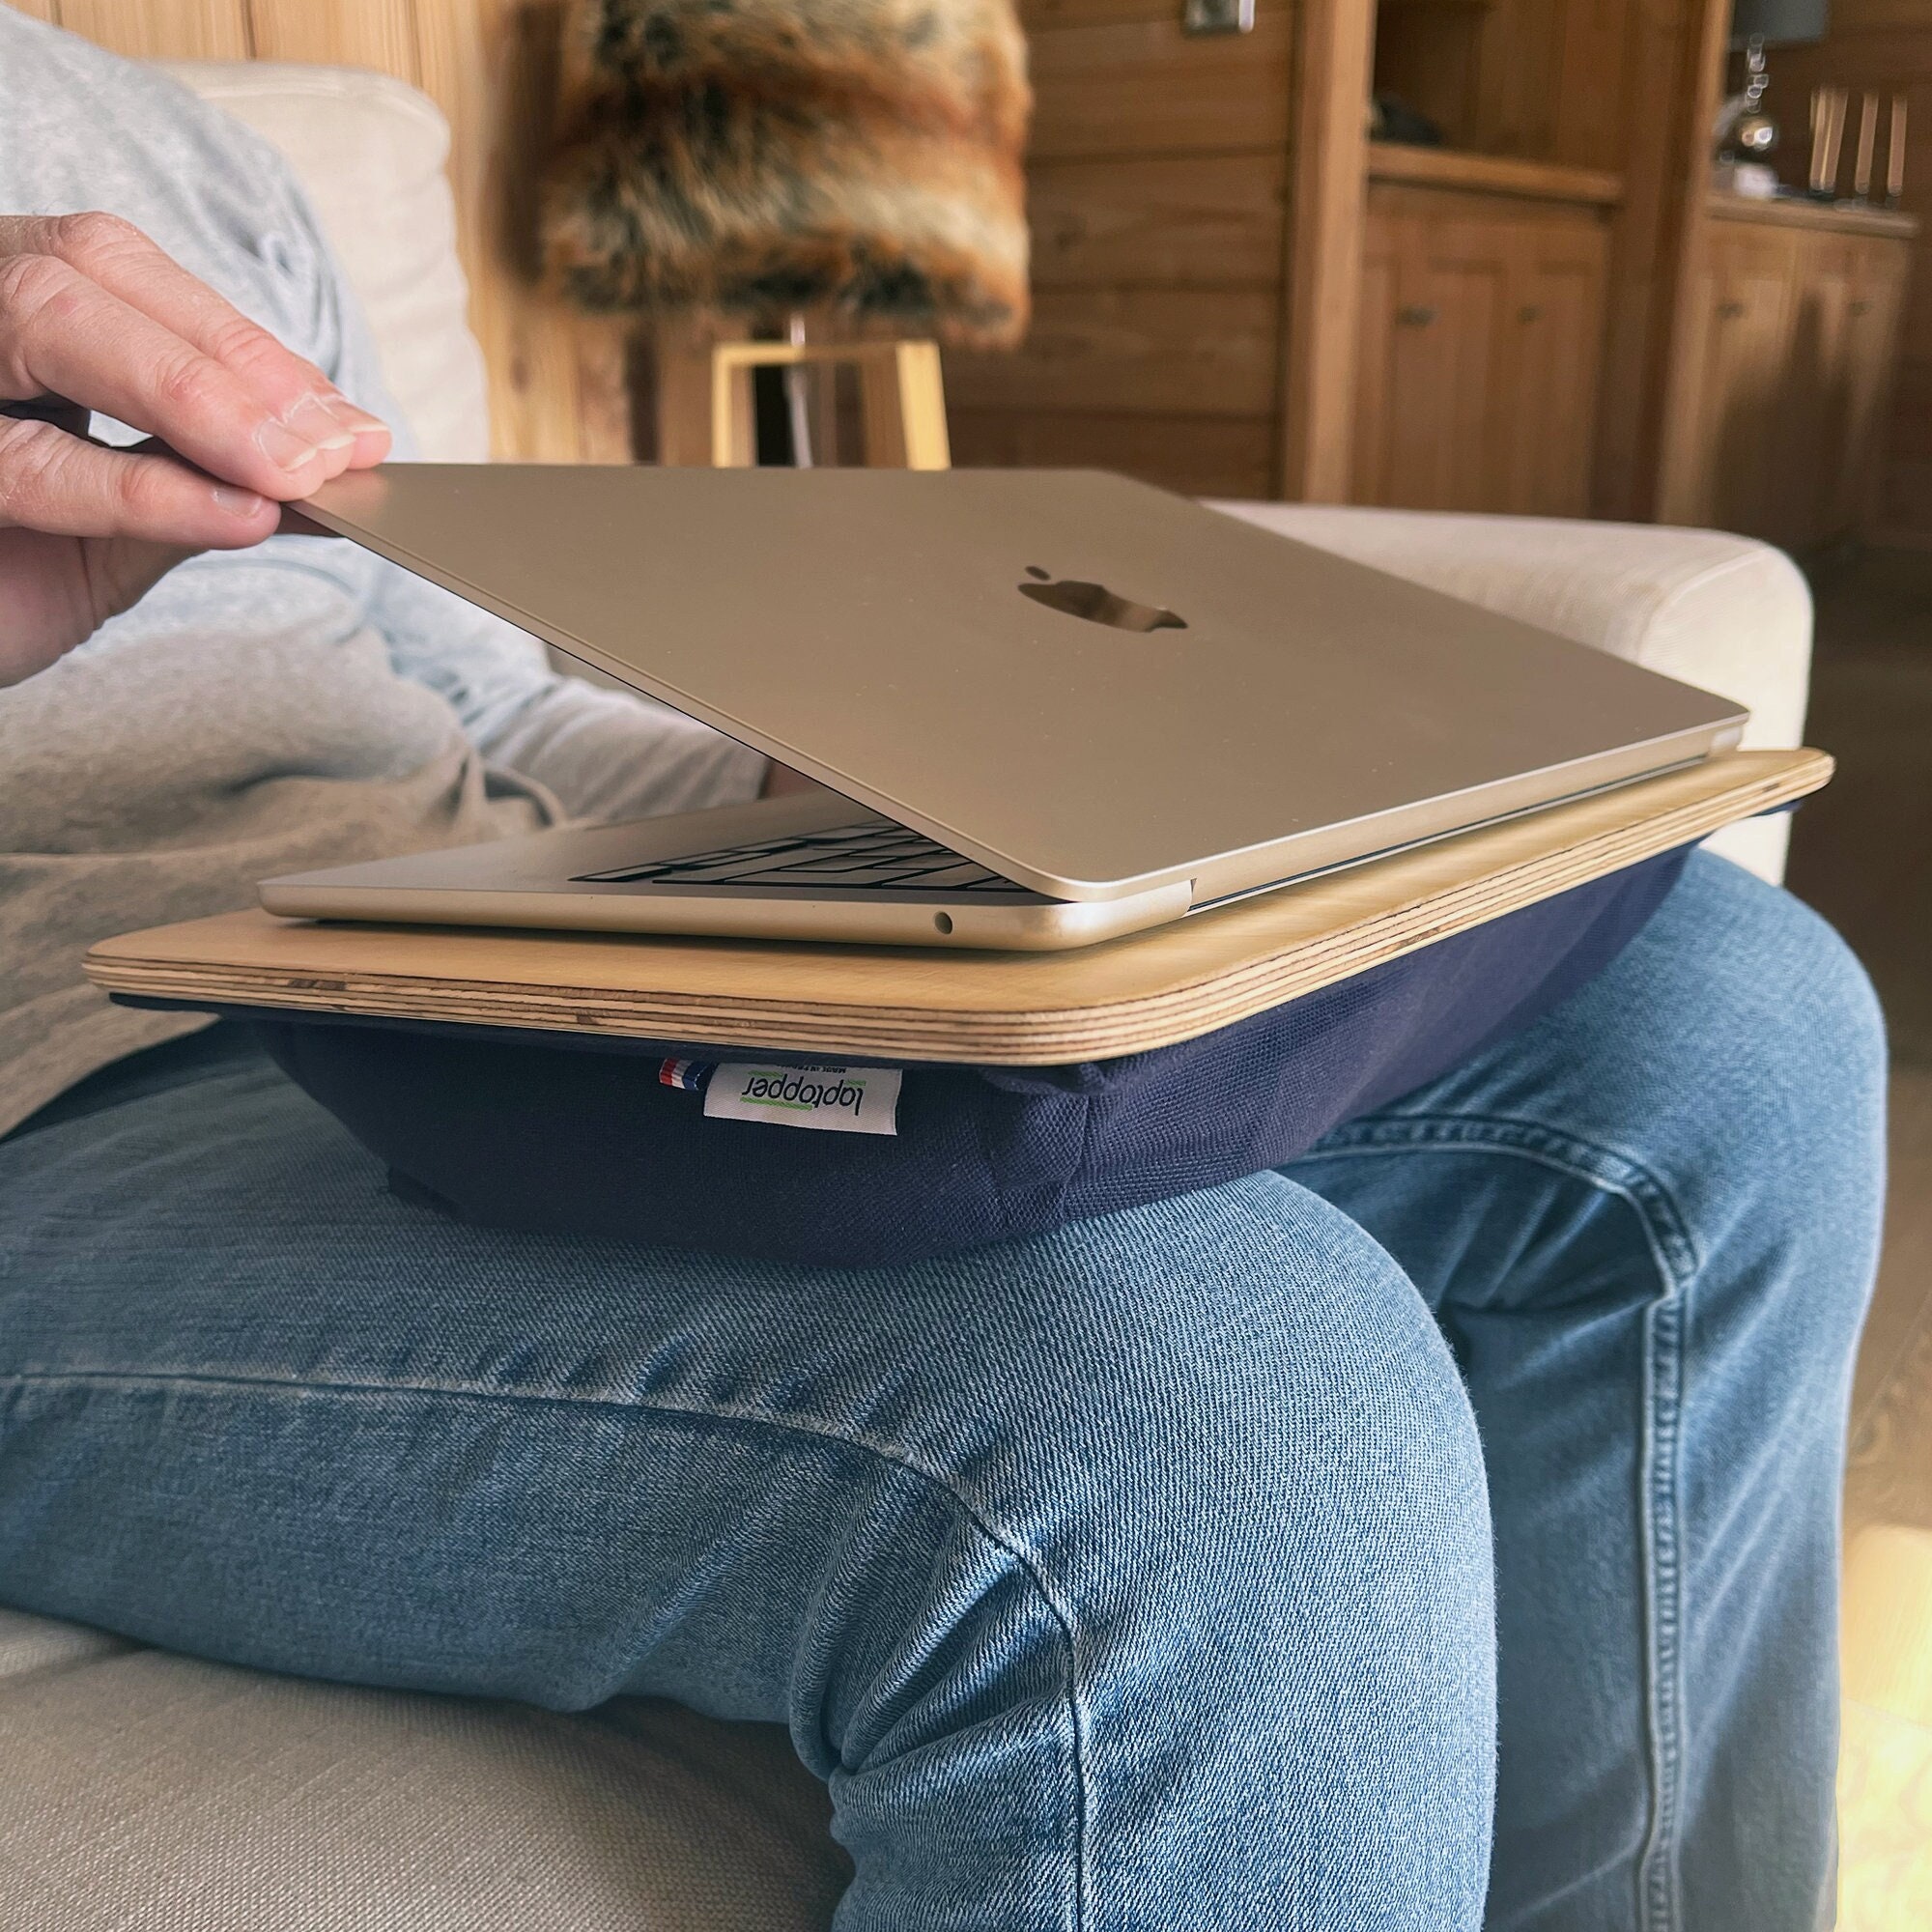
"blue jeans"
0,854,1887,1931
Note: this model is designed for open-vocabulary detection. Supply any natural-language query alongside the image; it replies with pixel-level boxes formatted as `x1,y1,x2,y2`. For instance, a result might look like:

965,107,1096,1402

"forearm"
369,559,770,820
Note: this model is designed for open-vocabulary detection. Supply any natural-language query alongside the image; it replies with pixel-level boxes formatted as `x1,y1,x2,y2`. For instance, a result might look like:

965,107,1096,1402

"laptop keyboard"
573,822,1031,895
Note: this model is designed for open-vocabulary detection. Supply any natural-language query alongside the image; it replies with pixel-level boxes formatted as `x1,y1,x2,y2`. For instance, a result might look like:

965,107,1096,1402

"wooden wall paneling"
1280,0,1376,503
1025,0,1293,160
948,409,1276,497
413,0,629,462
8,1,58,21
1019,0,1177,26
1658,212,1915,546
946,288,1279,416
1373,0,1727,522
1776,232,1861,546
1028,154,1287,289
1372,0,1481,149
245,0,419,77
1549,0,1635,172
954,0,1294,499
1468,0,1567,162
1650,220,1726,528
1596,0,1731,521
54,0,251,58
1372,0,1634,169
1831,0,1932,25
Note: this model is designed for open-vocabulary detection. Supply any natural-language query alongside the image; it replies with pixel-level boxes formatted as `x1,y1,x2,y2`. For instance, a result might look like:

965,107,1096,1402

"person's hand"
0,212,390,687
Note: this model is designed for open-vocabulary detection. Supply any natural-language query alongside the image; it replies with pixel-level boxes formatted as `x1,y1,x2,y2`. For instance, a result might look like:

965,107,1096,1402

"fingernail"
256,416,325,471
285,393,355,452
212,484,269,516
322,392,388,437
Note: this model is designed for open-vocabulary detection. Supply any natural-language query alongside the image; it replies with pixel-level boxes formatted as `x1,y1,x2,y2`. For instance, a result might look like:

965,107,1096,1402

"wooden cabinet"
1661,200,1915,548
1837,248,1913,533
1350,174,1612,516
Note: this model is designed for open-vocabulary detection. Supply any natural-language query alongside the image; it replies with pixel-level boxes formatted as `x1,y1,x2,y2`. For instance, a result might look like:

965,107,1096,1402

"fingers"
0,254,362,503
18,213,389,468
0,213,390,525
0,415,278,548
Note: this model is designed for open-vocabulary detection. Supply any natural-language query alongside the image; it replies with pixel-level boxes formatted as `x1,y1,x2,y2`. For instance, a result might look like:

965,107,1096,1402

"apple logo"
1018,565,1187,633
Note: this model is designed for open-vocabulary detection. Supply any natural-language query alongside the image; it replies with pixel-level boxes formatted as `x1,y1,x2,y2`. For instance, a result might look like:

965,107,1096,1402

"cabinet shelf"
1368,143,1624,207
1706,192,1920,242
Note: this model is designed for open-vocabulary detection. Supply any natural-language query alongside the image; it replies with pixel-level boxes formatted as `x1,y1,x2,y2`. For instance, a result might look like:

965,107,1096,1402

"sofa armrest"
1208,503,1812,885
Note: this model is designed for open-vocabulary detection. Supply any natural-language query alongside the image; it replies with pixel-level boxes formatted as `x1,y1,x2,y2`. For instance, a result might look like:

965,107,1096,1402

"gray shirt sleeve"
367,565,771,822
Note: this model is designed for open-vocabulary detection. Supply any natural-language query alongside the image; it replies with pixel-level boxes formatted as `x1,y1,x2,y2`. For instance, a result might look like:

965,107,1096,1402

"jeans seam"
0,1363,1092,1932
1296,1111,1698,1932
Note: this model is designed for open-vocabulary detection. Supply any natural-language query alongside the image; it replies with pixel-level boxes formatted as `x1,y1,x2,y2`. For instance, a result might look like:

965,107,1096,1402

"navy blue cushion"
259,850,1689,1266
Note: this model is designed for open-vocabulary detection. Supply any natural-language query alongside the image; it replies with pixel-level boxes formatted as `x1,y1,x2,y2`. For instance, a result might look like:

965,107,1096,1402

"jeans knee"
954,1175,1497,1864
1619,854,1887,1351
956,1170,1493,1654
830,1178,1496,1924
1672,852,1886,1145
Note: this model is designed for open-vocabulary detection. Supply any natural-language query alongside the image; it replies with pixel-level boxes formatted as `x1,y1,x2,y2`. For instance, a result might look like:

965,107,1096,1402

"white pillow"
158,61,491,463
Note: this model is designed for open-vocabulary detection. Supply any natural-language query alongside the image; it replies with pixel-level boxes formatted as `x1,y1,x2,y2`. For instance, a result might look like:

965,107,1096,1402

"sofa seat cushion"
0,1607,844,1931
1211,504,1812,884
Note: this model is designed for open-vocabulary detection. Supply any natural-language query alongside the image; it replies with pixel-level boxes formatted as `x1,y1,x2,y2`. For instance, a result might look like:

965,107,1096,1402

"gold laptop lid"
298,466,1746,900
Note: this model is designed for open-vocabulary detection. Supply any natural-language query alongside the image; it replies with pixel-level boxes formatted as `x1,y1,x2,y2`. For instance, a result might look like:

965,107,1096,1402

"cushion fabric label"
702,1064,901,1136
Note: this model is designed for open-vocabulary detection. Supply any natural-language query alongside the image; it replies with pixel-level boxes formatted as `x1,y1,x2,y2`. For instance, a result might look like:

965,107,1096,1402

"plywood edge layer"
84,751,1831,1063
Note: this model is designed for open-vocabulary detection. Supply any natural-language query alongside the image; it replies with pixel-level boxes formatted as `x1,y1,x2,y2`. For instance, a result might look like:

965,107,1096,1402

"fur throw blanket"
542,0,1031,347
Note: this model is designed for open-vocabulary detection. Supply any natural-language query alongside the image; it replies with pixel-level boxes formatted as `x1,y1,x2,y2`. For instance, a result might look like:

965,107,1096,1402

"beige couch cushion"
158,61,491,464
1211,503,1813,884
0,1607,843,1931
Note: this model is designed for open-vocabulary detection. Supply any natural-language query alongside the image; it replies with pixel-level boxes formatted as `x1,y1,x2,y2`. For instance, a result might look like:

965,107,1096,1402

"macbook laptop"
264,467,1747,952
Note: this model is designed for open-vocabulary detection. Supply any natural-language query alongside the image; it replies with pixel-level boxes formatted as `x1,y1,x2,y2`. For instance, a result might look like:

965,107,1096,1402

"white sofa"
0,61,1815,1931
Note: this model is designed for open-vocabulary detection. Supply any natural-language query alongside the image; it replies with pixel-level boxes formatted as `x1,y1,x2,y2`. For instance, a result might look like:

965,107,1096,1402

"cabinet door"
1669,223,1799,538
1668,221,1910,545
1768,231,1860,550
1350,185,1608,517
1389,209,1515,512
1350,203,1407,508
1353,189,1513,511
1833,238,1912,538
1500,217,1611,517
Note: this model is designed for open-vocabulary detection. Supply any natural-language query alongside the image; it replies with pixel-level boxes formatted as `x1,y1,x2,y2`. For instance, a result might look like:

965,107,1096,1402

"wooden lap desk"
84,751,1830,1067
